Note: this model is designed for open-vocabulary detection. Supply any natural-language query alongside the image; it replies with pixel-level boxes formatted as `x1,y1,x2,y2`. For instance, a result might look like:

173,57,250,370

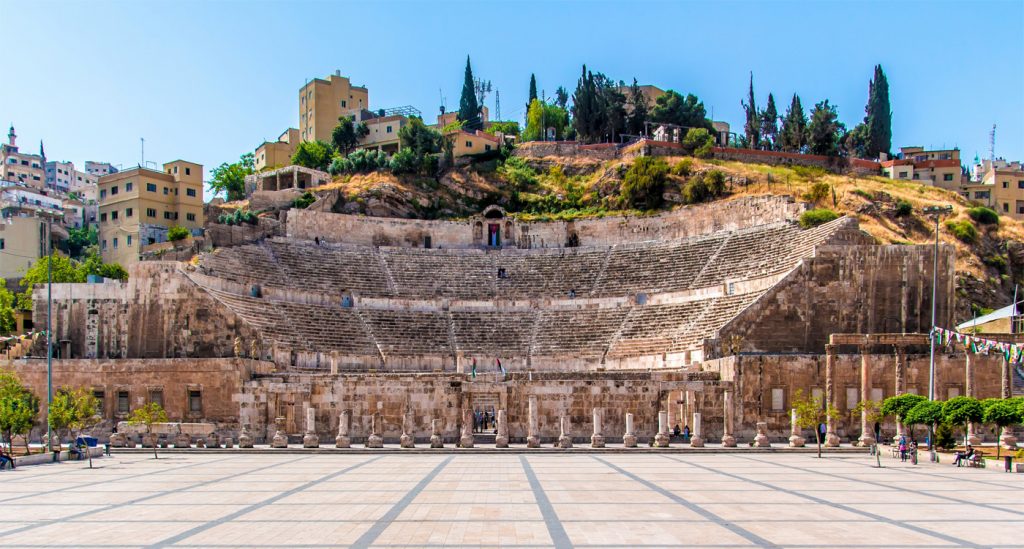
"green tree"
399,117,442,157
458,56,482,131
17,254,85,310
741,72,761,149
626,78,649,136
52,388,100,467
682,128,714,158
485,121,520,137
791,389,840,458
942,396,984,447
983,399,1021,458
331,116,369,155
66,226,98,259
779,94,808,152
649,90,714,132
291,141,334,172
554,86,569,110
904,399,944,447
845,123,871,159
760,93,779,151
620,157,669,210
209,153,255,201
167,225,190,242
0,287,15,335
80,253,128,282
0,369,38,455
526,73,538,114
807,100,846,157
128,402,169,459
863,64,892,159
880,393,926,438
524,99,569,142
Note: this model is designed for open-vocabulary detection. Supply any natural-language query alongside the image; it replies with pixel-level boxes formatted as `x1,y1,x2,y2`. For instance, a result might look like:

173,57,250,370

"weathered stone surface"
590,408,605,448
623,413,637,448
557,416,573,449
271,417,288,448
366,412,383,449
754,422,771,448
654,411,670,448
429,419,443,448
335,410,351,448
495,410,509,448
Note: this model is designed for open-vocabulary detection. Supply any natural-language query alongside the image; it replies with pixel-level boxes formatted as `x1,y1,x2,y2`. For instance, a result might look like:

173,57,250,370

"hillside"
235,152,1021,324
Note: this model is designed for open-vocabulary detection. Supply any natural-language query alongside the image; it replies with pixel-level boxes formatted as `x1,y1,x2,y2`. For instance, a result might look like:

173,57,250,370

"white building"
85,161,118,177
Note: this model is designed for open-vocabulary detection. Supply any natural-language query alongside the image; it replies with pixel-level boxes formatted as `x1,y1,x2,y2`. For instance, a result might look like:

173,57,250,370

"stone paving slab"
0,452,1021,548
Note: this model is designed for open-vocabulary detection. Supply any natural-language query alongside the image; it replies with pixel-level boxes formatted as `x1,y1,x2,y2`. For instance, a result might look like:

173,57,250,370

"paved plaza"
0,452,1021,548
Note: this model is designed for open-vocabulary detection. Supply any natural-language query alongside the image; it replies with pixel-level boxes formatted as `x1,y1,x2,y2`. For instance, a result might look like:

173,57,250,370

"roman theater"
18,195,1012,447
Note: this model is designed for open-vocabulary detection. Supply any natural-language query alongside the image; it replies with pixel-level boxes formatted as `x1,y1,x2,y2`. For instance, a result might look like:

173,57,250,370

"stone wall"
716,244,956,354
205,216,283,248
287,195,805,249
514,141,620,161
710,147,881,175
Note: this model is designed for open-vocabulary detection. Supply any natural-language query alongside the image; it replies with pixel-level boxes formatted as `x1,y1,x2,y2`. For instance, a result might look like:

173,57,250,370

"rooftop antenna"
438,88,446,114
140,137,144,167
990,124,996,162
495,89,501,121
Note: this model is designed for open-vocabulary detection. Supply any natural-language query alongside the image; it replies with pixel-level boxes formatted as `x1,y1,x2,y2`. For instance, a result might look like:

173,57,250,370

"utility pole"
923,204,952,457
45,213,53,452
140,137,145,167
495,90,501,122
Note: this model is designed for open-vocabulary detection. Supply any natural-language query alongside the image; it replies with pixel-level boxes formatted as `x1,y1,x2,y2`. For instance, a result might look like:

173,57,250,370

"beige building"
299,72,368,144
255,128,299,171
97,160,204,267
880,146,962,190
1,126,45,189
0,184,64,279
450,130,500,158
961,158,1024,219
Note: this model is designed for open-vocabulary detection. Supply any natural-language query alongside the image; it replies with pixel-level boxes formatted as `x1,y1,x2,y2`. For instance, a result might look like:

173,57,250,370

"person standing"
898,435,907,462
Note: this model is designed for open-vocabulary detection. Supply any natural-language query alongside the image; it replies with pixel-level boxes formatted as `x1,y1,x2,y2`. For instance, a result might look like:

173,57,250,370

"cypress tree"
458,56,482,131
779,94,808,152
741,72,761,149
760,93,778,151
864,64,892,159
527,74,538,114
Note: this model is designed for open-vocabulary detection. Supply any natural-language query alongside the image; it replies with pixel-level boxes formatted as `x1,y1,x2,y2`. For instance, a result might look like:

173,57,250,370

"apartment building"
880,146,962,190
85,161,119,177
46,160,98,195
0,183,64,278
299,71,368,143
1,126,45,189
255,128,300,171
97,160,204,267
962,158,1024,220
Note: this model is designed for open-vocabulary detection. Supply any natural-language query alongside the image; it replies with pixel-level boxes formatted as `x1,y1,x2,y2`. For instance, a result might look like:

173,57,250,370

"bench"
966,450,986,468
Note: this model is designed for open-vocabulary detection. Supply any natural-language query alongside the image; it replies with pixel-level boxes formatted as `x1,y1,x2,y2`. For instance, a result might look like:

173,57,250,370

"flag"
471,358,477,379
497,358,506,376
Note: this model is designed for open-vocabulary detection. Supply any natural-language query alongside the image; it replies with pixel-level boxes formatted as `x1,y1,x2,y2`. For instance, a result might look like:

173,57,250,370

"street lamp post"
922,204,953,456
44,213,54,452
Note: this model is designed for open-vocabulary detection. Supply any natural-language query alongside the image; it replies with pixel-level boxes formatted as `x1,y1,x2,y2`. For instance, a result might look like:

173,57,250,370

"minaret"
39,140,45,162
7,125,15,147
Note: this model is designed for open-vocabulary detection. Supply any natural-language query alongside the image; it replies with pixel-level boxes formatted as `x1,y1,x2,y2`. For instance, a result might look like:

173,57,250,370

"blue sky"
2,0,1021,196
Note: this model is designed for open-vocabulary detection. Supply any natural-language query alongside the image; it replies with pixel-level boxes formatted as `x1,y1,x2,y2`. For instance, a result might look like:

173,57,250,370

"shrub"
851,189,873,200
217,209,259,226
983,254,1007,270
682,176,710,204
799,209,839,228
328,156,353,175
682,128,714,158
705,170,726,196
792,165,827,180
620,157,669,210
389,149,418,174
292,192,316,209
166,225,189,242
934,422,955,450
499,156,538,189
803,181,830,203
671,158,693,177
966,206,999,225
945,219,978,244
894,200,913,217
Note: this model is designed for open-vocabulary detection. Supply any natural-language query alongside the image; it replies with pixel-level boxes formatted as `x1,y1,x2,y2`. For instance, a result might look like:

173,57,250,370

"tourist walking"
818,422,827,443
898,435,908,462
683,425,691,442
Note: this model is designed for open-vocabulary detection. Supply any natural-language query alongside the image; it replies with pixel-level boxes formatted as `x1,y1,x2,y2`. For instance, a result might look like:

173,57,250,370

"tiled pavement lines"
850,454,1024,490
145,455,386,548
661,455,986,549
590,456,779,548
347,456,452,549
0,455,311,539
0,455,240,503
519,455,572,549
734,454,1024,517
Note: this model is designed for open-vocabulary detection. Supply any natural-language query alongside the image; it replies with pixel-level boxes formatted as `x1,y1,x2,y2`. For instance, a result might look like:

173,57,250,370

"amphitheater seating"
451,310,535,356
359,309,452,356
532,307,631,358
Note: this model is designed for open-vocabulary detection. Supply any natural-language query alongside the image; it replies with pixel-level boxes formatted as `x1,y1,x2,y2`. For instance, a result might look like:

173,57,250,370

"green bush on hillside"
166,225,190,241
620,157,669,210
803,181,830,203
799,209,839,228
292,192,316,209
894,200,913,217
945,219,978,244
671,158,693,177
966,206,999,225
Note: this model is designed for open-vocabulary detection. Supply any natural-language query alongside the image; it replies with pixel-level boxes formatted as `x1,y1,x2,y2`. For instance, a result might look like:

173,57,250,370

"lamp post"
922,204,953,455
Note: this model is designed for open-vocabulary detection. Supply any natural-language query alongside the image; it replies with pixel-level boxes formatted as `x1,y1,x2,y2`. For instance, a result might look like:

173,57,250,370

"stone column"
721,390,737,447
655,410,670,447
366,412,383,448
303,406,319,448
400,410,415,448
893,346,907,444
754,421,771,447
788,408,805,447
460,407,475,448
330,351,339,375
271,416,288,448
965,353,981,445
496,410,509,448
557,416,573,449
690,412,704,447
623,412,638,448
526,395,540,448
666,391,677,429
430,419,444,448
824,344,840,447
1000,357,1018,449
857,347,875,447
335,410,351,448
238,424,254,448
591,408,605,448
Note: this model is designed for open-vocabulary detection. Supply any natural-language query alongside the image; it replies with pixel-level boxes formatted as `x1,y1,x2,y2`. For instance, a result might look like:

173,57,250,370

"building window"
148,388,163,408
846,387,858,410
870,387,883,402
173,166,178,174
146,208,156,218
164,211,172,220
0,238,4,250
126,182,133,192
100,190,107,199
1019,181,1024,189
912,173,919,180
186,188,196,197
188,390,202,413
485,145,492,151
771,388,784,411
341,100,347,108
112,238,118,249
466,141,472,147
386,126,393,133
163,187,169,195
111,186,118,195
111,211,118,220
185,167,190,176
897,171,908,178
93,390,105,415
127,235,132,246
1004,203,1010,212
146,183,156,192
1004,182,1008,188
100,213,107,222
126,207,133,217
117,390,129,414
186,213,196,222
943,173,953,181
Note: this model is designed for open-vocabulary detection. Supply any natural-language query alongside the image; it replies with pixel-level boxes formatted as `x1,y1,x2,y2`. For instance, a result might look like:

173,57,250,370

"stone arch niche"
477,205,507,248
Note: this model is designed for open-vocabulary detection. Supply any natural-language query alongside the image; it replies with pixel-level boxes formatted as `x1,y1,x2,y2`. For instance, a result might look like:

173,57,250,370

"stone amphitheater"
16,195,1016,447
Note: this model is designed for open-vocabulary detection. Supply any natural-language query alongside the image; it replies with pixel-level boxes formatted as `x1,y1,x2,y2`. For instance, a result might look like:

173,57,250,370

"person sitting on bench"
0,447,14,470
954,444,974,467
